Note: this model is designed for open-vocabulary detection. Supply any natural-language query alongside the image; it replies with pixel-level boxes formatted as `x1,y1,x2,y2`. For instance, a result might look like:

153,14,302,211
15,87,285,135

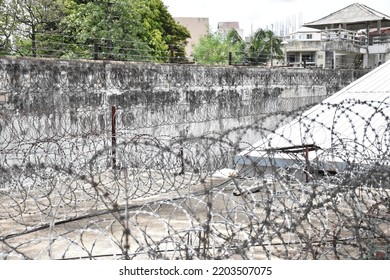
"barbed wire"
1,32,371,69
0,56,388,260
1,99,389,260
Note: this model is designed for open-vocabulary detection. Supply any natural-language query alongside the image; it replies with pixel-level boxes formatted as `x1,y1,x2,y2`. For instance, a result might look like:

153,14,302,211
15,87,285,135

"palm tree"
226,28,246,64
245,29,283,66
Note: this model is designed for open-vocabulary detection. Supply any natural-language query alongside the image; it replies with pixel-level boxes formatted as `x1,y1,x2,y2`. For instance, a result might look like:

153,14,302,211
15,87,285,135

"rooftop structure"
217,21,244,39
282,3,390,69
289,27,322,40
304,3,390,30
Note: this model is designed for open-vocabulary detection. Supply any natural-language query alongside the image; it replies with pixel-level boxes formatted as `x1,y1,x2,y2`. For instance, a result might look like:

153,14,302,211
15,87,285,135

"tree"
0,0,14,55
133,0,190,62
59,0,190,61
192,29,245,65
0,0,190,61
192,28,284,66
60,0,150,60
245,29,283,66
0,0,69,57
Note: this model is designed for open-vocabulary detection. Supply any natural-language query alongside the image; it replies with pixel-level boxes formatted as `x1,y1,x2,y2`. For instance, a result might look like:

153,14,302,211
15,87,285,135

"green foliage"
0,0,12,54
61,0,153,60
9,0,68,56
245,29,283,66
192,29,245,65
192,28,284,66
0,0,190,61
131,0,190,61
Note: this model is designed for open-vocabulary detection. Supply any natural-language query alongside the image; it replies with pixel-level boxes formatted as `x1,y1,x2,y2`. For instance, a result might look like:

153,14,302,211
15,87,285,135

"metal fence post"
111,105,117,169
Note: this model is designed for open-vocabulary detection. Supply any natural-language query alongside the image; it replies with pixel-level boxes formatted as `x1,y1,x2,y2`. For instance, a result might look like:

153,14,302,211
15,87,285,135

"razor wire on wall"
1,58,389,260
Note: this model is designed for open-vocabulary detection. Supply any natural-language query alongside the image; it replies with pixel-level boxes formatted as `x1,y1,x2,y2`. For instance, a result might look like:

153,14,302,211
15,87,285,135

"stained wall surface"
0,56,368,143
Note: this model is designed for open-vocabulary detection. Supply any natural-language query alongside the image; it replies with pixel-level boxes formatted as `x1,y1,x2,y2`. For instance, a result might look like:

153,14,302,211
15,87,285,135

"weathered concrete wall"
0,56,368,143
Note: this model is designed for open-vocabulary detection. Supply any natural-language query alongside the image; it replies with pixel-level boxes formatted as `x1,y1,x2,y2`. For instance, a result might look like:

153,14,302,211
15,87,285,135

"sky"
162,0,390,37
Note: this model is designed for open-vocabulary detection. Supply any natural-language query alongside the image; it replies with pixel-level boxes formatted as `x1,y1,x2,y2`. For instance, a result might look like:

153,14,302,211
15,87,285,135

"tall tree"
245,29,283,66
0,0,190,61
61,0,190,61
133,0,190,61
0,0,14,54
61,0,151,60
0,0,68,56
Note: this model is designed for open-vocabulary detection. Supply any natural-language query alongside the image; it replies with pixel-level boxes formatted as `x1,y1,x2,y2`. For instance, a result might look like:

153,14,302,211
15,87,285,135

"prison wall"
0,56,367,144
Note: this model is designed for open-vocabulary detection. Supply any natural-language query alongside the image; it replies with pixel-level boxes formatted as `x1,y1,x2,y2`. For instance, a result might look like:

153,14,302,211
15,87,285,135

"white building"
281,3,390,69
303,3,390,69
283,27,324,67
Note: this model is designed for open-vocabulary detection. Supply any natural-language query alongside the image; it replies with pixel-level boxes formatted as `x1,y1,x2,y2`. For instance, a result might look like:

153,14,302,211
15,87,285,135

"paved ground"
1,169,389,260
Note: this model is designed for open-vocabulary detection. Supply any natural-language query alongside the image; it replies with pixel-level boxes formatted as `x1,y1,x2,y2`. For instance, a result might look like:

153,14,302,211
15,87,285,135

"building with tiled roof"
283,3,390,69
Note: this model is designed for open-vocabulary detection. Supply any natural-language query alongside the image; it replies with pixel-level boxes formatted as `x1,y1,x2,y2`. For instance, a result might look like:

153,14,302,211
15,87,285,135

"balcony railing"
321,29,363,46
284,40,322,50
370,34,390,45
321,28,390,47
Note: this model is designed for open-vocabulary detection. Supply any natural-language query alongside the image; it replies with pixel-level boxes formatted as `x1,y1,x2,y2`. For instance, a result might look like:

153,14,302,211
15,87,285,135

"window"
302,53,315,63
287,54,296,63
306,34,313,40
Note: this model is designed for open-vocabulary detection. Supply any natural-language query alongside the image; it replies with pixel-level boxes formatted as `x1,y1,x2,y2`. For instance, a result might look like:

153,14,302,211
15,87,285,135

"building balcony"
284,40,322,51
321,40,361,53
321,29,390,53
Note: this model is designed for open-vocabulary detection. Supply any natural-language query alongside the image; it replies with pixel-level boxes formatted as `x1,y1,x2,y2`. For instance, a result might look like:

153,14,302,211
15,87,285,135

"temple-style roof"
304,3,390,30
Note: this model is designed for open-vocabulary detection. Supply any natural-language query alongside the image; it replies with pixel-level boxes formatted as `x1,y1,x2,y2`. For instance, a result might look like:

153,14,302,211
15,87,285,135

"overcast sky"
162,0,390,36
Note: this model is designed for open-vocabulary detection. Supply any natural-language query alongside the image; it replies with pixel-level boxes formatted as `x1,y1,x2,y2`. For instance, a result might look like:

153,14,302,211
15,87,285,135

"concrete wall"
0,56,368,144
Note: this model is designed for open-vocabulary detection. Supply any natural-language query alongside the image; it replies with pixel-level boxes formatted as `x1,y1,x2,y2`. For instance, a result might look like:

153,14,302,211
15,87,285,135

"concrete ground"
1,169,389,260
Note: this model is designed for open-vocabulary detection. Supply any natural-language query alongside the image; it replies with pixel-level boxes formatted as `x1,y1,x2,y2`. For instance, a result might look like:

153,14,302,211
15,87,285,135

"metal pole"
111,105,117,169
271,39,273,67
93,39,99,60
179,141,184,175
169,45,174,63
305,145,310,183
